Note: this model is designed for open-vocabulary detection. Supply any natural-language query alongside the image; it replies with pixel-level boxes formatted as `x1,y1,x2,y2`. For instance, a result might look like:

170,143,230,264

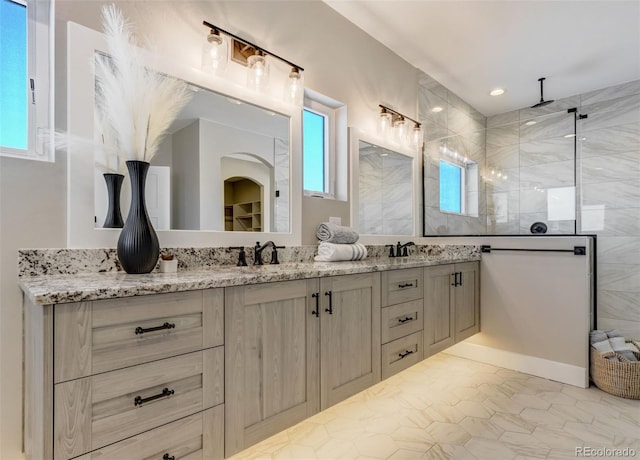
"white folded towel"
314,242,367,262
316,222,359,244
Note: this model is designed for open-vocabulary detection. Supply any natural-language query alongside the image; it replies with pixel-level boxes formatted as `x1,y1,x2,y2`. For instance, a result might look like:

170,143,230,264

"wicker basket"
590,344,640,399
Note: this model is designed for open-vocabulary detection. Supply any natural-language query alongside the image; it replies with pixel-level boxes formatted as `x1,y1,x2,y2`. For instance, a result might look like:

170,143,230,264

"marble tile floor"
228,353,640,460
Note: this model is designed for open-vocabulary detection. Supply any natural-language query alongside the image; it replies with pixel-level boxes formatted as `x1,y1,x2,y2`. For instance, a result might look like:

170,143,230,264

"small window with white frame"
303,90,347,200
0,0,54,161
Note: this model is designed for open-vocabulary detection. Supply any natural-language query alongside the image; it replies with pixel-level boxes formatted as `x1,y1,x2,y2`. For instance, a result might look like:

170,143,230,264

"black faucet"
254,241,284,265
229,247,247,266
396,241,416,257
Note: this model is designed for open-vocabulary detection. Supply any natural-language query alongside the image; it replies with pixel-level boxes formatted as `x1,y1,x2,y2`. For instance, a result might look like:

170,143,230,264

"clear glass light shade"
393,118,407,143
411,125,424,150
379,112,392,137
201,31,228,75
284,68,304,105
246,53,269,92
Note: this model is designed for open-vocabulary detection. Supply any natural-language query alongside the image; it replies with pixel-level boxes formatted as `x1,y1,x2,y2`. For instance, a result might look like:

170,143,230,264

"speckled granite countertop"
20,256,479,305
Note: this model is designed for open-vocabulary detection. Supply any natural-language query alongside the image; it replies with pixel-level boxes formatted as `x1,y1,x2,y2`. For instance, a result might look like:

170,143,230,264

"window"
303,108,327,194
302,90,347,200
0,0,53,160
440,160,463,213
1,0,28,150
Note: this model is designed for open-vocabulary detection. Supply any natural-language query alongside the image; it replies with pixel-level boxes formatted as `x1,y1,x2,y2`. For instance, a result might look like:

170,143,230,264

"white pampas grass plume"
39,128,121,173
95,4,192,163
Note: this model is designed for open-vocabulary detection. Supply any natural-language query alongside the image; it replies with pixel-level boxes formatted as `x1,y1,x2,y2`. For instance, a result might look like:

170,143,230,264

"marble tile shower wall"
578,80,640,338
419,72,488,235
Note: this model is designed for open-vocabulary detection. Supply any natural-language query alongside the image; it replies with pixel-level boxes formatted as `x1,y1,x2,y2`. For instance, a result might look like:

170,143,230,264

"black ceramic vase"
102,173,125,228
117,161,160,274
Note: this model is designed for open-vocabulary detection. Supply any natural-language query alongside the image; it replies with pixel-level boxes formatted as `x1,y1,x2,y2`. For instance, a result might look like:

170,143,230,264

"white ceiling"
325,0,640,116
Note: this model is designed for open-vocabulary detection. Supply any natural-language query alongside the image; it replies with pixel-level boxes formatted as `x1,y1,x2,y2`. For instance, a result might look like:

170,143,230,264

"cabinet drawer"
382,268,423,306
54,289,223,382
381,332,423,380
54,348,223,460
78,406,224,460
381,299,423,344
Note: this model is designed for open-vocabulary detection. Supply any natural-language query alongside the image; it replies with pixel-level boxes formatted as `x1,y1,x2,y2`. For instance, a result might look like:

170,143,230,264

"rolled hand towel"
314,242,367,262
316,222,359,244
608,336,638,362
590,330,619,362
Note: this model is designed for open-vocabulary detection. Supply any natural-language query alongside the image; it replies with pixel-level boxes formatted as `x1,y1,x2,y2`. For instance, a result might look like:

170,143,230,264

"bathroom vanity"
20,255,480,460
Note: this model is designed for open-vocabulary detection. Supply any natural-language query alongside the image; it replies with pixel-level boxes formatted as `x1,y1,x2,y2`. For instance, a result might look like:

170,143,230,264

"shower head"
531,77,554,108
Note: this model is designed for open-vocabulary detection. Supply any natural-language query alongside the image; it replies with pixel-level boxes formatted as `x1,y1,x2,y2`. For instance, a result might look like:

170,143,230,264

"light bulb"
411,124,424,150
393,117,407,143
247,52,269,91
285,67,303,105
202,29,227,74
379,111,392,138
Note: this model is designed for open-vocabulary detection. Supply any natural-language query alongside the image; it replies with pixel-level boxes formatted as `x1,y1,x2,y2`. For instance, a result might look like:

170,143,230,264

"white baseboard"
445,341,589,388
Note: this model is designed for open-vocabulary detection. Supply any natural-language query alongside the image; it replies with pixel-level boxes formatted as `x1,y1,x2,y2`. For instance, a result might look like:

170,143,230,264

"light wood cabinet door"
454,262,480,342
224,279,320,457
424,265,455,357
320,272,381,410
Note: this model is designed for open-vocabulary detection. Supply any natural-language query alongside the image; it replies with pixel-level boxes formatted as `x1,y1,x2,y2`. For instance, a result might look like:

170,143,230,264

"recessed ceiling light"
525,120,537,126
564,134,576,138
431,106,443,113
489,88,505,96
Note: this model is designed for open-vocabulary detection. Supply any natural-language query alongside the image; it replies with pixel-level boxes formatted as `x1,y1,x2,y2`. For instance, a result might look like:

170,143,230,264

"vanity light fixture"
202,20,304,101
378,104,423,150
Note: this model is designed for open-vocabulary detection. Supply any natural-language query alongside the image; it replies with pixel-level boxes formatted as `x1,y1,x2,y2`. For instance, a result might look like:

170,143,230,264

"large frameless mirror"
94,83,290,233
350,129,420,239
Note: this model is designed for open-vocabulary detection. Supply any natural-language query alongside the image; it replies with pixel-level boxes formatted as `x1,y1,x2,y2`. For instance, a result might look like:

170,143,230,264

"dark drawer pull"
135,322,175,335
398,350,414,359
312,292,320,317
325,291,333,315
134,387,174,406
398,316,414,323
163,455,175,460
398,282,414,288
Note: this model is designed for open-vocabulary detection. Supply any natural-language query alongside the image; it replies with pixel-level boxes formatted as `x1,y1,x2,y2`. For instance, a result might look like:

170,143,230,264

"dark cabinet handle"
325,291,333,315
398,282,414,288
451,273,457,287
458,272,463,287
398,350,414,359
134,387,174,406
135,322,175,335
398,316,414,323
312,293,320,317
163,455,175,460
